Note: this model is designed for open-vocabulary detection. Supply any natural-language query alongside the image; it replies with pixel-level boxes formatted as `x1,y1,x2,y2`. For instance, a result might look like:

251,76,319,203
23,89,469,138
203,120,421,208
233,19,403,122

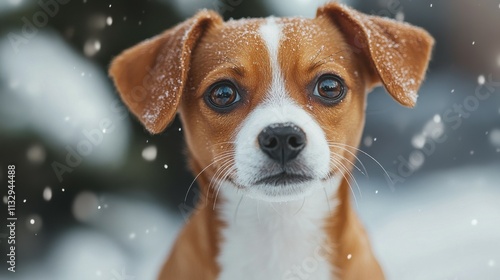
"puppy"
109,2,433,279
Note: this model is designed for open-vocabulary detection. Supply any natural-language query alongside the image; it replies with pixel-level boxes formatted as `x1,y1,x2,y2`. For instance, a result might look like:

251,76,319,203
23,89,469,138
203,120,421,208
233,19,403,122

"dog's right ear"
317,3,434,108
109,10,222,134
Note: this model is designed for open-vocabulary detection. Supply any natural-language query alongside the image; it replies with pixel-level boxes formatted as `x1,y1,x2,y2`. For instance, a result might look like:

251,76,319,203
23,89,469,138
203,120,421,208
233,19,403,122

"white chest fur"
216,179,340,280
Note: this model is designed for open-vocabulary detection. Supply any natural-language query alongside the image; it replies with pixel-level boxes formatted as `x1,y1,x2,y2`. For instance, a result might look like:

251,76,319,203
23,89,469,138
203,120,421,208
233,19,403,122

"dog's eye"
313,75,346,104
206,81,240,110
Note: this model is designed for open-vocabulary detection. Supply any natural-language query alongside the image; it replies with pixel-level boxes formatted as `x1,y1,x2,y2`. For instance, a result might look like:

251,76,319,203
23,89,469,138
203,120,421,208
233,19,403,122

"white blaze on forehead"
259,17,288,104
259,17,281,66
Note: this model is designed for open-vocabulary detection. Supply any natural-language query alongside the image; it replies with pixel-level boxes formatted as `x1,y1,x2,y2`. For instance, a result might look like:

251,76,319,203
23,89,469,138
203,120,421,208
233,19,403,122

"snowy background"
0,0,499,279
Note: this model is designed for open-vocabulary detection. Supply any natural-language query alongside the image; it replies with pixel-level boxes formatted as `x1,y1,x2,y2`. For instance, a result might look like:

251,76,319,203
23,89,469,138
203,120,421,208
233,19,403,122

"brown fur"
109,3,433,279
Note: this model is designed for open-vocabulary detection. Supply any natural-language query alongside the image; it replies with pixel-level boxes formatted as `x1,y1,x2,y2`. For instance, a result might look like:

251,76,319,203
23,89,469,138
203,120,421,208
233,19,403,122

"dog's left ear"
317,3,434,107
109,10,222,133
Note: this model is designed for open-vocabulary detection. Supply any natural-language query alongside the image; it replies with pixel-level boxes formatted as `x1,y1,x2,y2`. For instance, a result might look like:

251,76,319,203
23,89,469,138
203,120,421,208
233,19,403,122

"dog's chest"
216,185,338,280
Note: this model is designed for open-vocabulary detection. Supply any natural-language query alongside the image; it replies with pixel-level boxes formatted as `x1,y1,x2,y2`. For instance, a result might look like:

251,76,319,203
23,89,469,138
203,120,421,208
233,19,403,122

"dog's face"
110,3,433,202
180,17,368,201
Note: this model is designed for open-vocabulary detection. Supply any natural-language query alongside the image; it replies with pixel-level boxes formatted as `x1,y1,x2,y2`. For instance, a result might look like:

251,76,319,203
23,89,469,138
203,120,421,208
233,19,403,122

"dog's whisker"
207,158,234,191
320,128,367,176
205,157,235,207
330,153,363,199
330,155,363,200
269,201,285,218
234,195,244,224
212,165,236,210
329,158,359,208
330,149,364,175
209,141,238,148
184,153,234,203
212,151,237,160
314,49,352,68
205,155,234,206
329,142,393,186
294,197,307,216
327,142,368,177
257,200,261,224
208,159,235,203
212,184,224,211
308,46,324,63
323,188,331,212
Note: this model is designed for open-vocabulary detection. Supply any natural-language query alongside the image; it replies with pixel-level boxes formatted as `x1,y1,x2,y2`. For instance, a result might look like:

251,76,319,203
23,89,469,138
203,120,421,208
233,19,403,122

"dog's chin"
232,175,322,203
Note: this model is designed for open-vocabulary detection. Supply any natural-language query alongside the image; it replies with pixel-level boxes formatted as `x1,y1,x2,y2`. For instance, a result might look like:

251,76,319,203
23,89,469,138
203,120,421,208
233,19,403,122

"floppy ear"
317,3,434,107
109,10,223,133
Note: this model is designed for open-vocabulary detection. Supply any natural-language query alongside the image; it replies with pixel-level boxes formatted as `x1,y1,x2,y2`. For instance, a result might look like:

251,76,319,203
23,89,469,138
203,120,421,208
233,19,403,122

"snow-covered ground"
357,165,500,280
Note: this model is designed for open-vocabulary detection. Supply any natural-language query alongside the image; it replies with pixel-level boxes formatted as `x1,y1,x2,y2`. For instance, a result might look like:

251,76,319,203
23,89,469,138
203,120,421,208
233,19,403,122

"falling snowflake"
83,39,101,57
43,186,52,201
142,145,157,161
395,11,404,21
27,144,46,164
478,75,485,85
412,134,426,149
489,128,500,148
409,150,425,170
363,136,373,147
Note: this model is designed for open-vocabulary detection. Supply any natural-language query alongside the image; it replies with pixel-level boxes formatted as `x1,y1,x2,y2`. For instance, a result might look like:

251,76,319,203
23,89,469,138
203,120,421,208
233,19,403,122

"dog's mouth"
254,172,313,186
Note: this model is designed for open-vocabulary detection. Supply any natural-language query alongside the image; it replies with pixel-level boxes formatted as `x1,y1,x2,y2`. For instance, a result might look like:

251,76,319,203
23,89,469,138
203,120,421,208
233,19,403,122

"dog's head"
110,3,433,202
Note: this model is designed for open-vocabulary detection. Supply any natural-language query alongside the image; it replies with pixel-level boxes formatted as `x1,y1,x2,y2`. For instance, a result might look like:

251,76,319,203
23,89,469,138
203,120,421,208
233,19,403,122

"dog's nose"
258,123,306,165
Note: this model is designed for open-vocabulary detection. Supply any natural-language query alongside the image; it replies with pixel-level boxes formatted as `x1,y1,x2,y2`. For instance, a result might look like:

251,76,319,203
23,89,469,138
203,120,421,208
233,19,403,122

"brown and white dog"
109,2,433,279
